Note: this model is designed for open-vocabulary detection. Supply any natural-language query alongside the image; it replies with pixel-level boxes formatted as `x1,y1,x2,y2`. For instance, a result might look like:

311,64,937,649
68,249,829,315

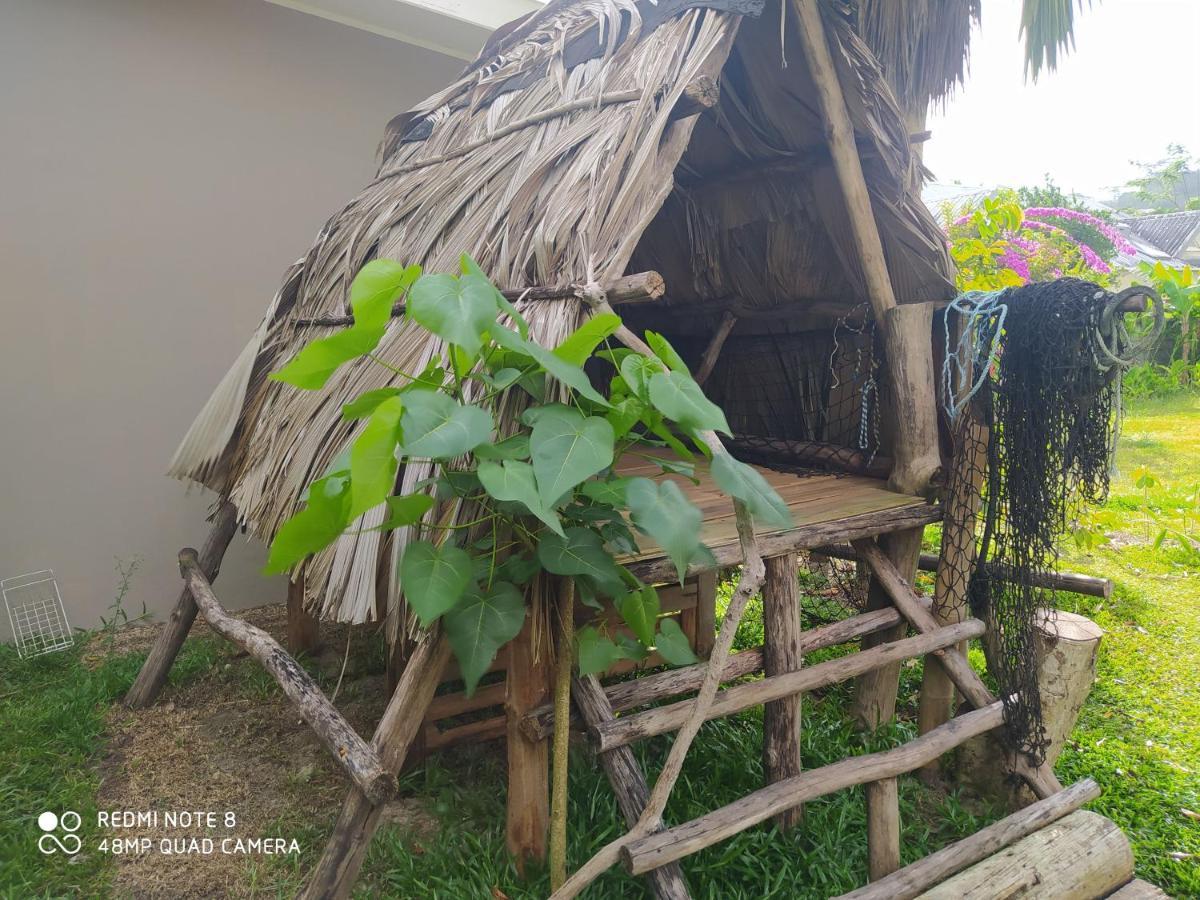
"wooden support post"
592,620,984,753
694,311,737,386
762,553,803,829
506,609,550,872
301,629,452,900
549,580,575,891
124,501,238,708
915,810,1133,900
573,675,692,900
622,702,1007,875
866,779,900,880
176,550,394,805
836,778,1101,900
881,303,942,497
287,575,321,656
851,539,1064,800
693,571,717,659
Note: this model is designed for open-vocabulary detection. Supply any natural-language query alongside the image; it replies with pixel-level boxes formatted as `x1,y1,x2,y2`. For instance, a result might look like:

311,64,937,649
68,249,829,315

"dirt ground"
91,606,437,899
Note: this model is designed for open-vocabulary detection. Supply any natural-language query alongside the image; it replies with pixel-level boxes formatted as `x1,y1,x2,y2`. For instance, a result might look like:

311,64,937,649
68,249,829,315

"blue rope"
942,289,1010,422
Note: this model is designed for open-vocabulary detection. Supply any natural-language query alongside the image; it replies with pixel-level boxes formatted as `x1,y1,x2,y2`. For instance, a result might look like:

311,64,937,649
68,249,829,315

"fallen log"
295,271,665,327
835,777,1101,900
592,620,984,753
622,702,1006,875
176,549,394,806
915,810,1133,899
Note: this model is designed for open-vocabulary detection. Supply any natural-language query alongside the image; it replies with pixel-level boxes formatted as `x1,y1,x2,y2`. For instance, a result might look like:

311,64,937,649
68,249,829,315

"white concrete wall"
0,0,462,639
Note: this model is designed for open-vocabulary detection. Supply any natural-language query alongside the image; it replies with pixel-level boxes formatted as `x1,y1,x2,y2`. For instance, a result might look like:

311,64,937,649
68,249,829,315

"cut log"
176,550,393,806
573,675,692,900
522,603,926,741
506,610,550,871
622,702,1006,875
836,777,1101,900
851,539,1064,800
301,629,452,900
812,545,1113,599
915,810,1133,899
762,553,803,829
124,501,238,708
295,271,665,327
1107,879,1172,899
694,311,738,386
592,620,984,753
623,503,941,585
286,575,321,656
670,74,720,120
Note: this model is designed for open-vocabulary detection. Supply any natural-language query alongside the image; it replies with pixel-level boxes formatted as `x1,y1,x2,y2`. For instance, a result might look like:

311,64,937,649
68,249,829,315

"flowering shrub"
945,191,1123,291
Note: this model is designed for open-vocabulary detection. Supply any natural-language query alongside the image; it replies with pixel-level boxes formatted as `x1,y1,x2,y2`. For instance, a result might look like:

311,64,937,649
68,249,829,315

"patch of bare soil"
96,605,437,898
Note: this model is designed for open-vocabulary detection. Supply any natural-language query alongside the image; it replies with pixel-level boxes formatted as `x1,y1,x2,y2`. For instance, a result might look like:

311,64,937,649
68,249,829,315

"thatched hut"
128,1,1146,897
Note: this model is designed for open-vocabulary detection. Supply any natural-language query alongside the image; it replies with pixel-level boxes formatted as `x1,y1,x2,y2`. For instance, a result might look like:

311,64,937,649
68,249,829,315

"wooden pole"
549,580,575,891
125,501,238,708
286,574,321,656
176,549,394,805
573,675,692,900
761,553,803,829
622,702,1007,875
300,629,452,899
866,778,900,880
835,778,1101,900
592,620,984,753
694,311,737,386
506,609,551,871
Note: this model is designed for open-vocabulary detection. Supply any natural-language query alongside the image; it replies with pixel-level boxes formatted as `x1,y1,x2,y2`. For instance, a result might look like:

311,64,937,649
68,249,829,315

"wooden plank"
762,553,803,829
836,778,1101,900
425,715,507,751
592,621,984,752
573,675,692,900
426,681,507,721
622,703,1007,875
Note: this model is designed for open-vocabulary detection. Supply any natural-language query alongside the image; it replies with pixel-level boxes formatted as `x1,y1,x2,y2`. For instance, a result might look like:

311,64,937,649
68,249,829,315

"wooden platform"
614,449,935,579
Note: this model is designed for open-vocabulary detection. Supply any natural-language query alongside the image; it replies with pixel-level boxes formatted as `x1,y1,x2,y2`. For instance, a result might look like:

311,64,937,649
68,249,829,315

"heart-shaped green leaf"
489,324,609,406
655,617,698,666
342,388,403,421
648,370,730,435
349,396,405,518
400,390,493,460
553,314,622,366
474,434,530,461
351,260,420,331
460,253,528,338
536,527,626,597
619,354,665,402
644,331,692,375
710,453,793,530
477,459,565,537
443,581,526,695
407,272,499,356
400,540,473,628
530,405,614,505
266,475,352,573
580,477,631,507
576,626,622,676
371,494,435,532
619,585,660,647
625,477,703,583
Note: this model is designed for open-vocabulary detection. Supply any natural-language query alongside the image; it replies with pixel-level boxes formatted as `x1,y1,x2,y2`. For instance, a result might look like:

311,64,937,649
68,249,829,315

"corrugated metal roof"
1123,211,1200,258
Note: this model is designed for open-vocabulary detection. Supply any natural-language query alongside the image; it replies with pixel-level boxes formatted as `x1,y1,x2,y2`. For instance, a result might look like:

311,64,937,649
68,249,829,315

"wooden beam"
592,620,984,753
294,271,665,328
851,539,1064,799
522,603,926,742
176,549,393,805
762,553,804,829
671,75,720,120
300,629,452,899
573,675,692,900
622,503,941,585
124,501,238,708
622,702,1007,875
835,778,1101,900
693,311,737,386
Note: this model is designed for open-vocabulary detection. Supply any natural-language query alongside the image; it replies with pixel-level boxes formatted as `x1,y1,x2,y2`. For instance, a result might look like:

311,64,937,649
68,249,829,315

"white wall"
0,0,462,638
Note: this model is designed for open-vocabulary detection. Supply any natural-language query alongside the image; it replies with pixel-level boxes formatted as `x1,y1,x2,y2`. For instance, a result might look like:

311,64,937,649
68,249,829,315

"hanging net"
940,278,1163,762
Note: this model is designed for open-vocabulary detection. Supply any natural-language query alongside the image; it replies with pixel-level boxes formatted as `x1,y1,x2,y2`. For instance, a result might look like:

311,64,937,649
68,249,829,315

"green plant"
267,257,790,693
1138,262,1200,377
98,556,146,653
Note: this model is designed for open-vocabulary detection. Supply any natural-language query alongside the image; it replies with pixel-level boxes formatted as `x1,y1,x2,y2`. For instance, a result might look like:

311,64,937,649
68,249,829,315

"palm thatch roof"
169,0,953,625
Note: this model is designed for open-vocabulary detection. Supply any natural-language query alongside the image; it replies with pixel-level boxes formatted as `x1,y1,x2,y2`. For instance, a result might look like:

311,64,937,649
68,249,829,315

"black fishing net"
939,278,1156,763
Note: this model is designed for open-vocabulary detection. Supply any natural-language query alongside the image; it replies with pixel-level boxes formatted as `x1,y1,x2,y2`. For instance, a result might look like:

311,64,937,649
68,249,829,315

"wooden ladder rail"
573,675,692,900
852,538,1064,799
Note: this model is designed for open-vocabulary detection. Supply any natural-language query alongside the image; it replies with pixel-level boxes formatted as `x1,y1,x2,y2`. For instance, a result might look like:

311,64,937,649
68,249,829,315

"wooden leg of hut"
506,611,551,872
693,571,717,659
762,553,803,829
287,575,321,656
866,778,901,880
124,500,238,708
301,629,452,900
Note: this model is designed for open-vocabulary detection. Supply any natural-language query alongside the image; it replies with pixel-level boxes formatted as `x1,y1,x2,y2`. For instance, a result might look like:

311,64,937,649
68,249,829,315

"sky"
924,0,1200,200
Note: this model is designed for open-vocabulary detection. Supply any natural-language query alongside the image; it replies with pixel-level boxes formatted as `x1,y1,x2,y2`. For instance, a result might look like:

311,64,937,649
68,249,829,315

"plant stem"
549,578,576,891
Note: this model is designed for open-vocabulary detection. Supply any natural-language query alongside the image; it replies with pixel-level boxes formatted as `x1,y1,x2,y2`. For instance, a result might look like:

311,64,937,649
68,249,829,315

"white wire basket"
3,570,74,659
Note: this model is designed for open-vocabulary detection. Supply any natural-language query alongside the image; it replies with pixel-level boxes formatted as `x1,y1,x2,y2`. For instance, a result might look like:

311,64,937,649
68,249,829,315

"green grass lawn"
1,397,1196,898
